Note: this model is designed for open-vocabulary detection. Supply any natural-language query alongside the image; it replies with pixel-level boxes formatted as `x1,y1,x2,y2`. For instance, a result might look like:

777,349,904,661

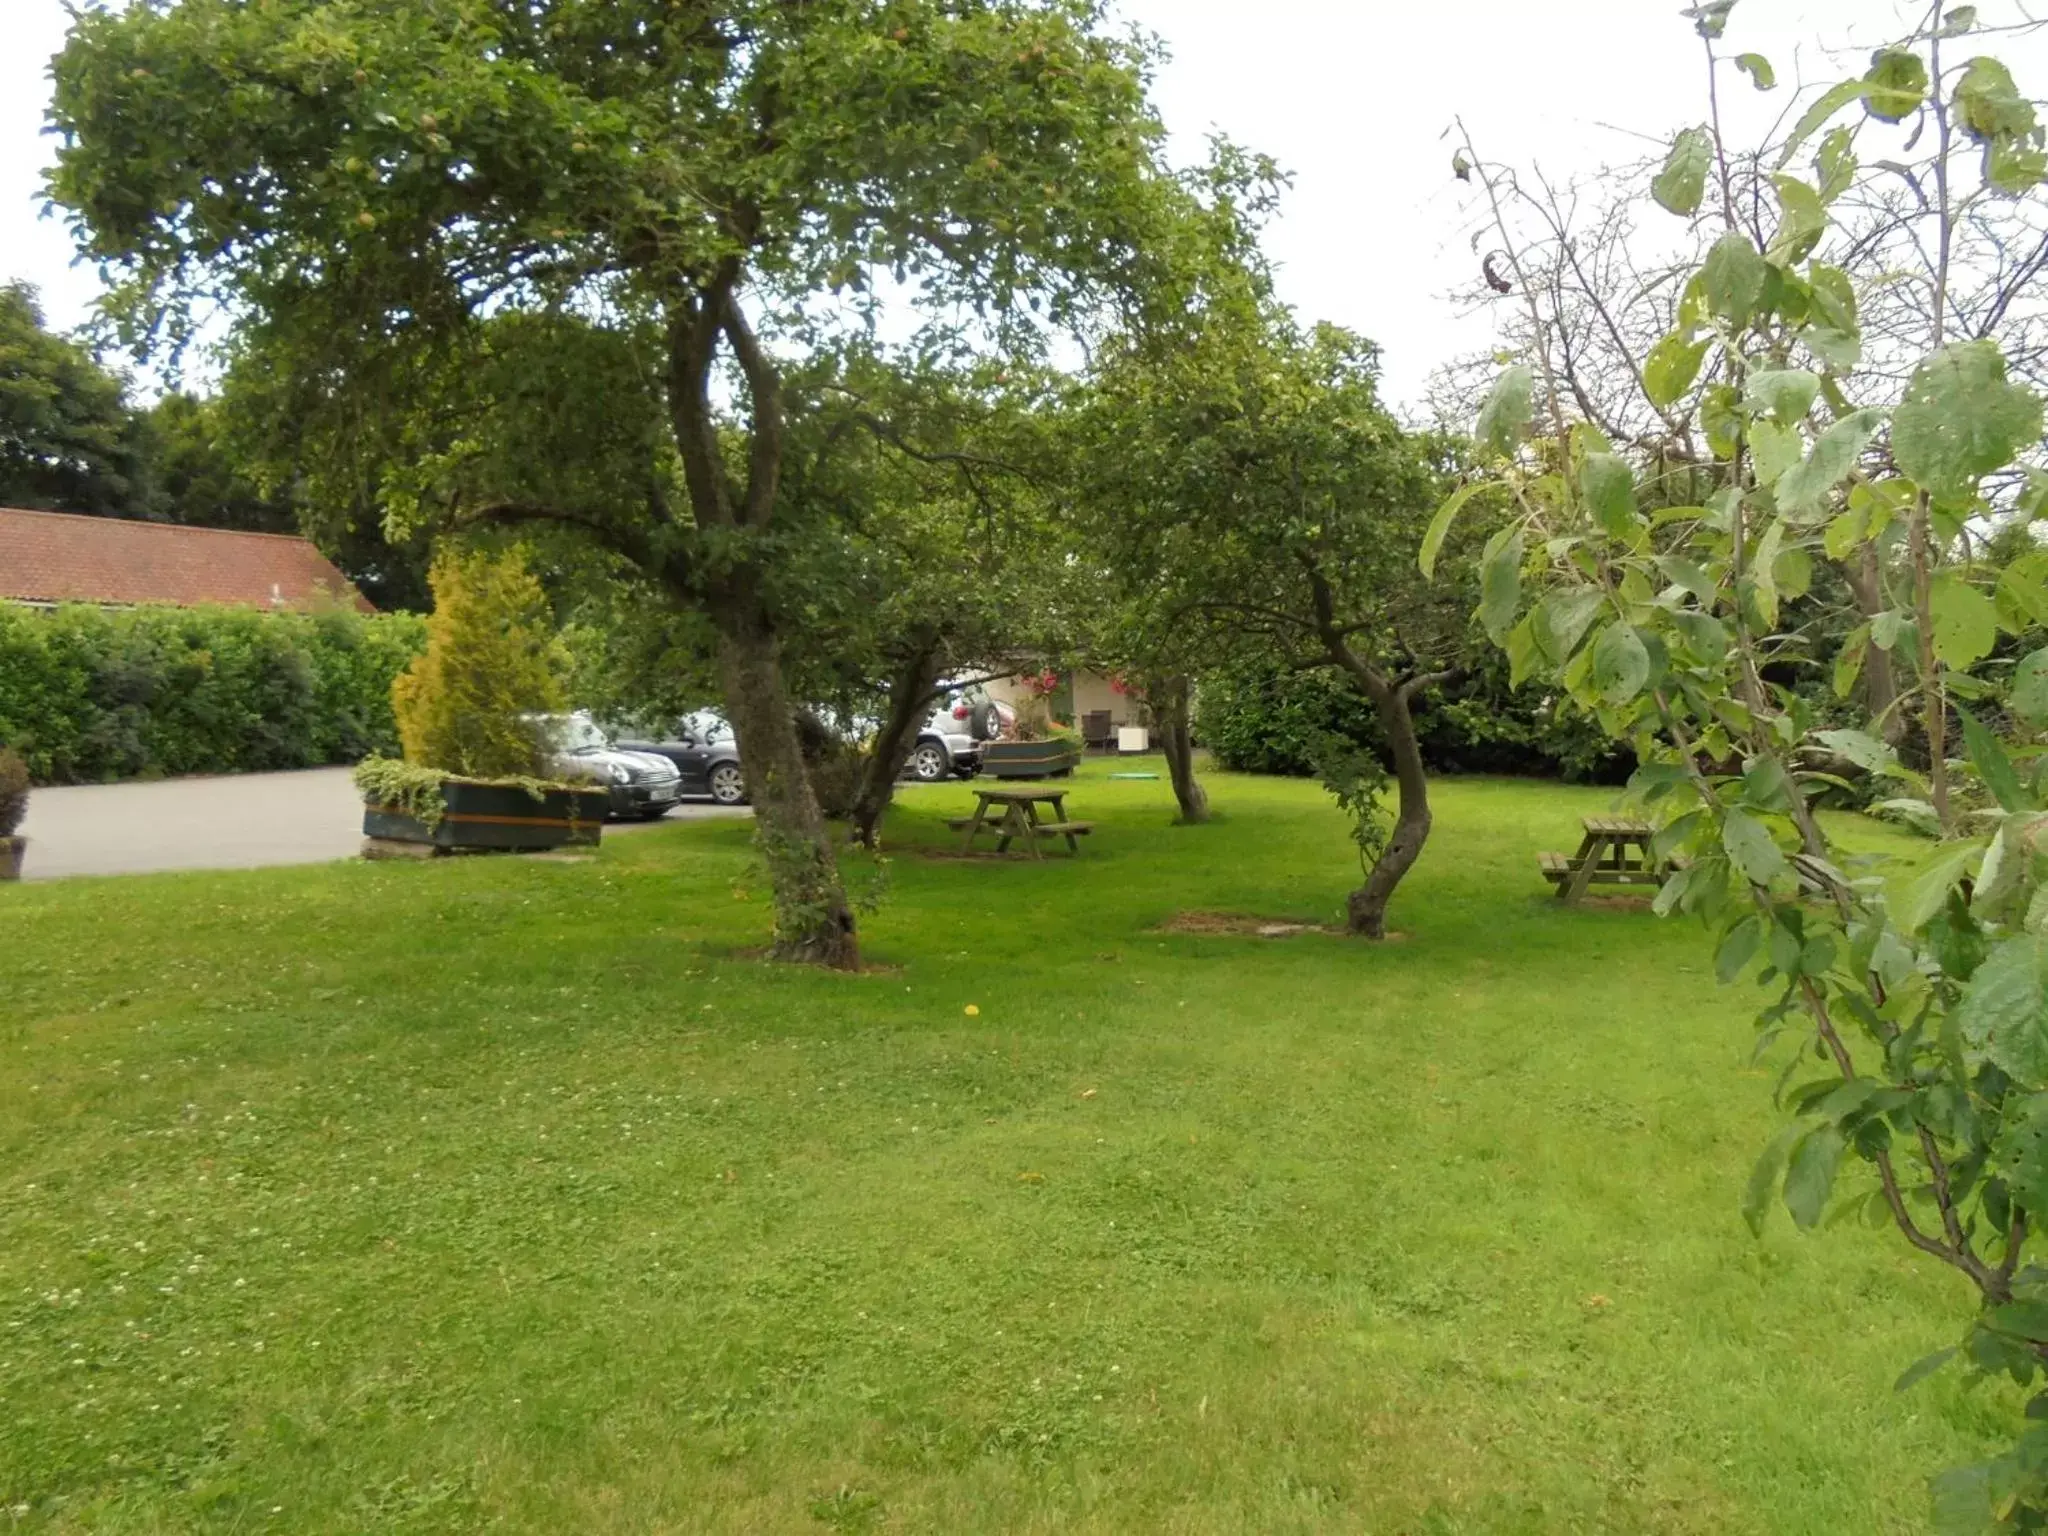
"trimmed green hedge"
1194,655,1633,785
0,603,427,784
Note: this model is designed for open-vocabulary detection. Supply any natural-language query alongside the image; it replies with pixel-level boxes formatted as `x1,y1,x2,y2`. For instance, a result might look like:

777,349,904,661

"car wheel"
970,701,1002,741
909,741,949,782
708,763,747,805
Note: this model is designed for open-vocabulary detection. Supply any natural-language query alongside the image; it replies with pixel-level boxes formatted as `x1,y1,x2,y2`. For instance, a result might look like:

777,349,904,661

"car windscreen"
551,717,610,753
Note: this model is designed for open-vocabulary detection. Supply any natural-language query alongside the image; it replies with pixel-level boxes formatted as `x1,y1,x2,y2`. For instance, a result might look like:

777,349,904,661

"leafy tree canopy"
0,281,150,516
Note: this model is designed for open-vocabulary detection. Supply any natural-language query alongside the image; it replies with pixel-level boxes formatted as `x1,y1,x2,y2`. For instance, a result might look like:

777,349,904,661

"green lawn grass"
0,765,2011,1533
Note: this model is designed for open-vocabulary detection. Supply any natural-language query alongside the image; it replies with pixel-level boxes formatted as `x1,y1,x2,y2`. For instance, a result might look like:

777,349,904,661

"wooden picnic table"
948,785,1094,858
1539,815,1670,904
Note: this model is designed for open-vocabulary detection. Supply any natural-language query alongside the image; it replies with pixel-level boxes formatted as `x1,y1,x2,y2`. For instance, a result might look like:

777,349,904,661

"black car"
616,711,748,805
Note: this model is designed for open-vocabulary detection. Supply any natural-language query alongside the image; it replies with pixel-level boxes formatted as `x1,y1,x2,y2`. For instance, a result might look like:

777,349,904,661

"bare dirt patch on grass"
1153,910,1343,939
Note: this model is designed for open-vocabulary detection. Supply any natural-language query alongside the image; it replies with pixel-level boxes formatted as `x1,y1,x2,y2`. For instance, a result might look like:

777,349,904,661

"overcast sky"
4,1,2040,407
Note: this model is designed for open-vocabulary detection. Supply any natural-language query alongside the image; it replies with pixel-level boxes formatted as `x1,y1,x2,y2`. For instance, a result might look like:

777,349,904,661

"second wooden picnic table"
949,784,1094,858
1539,815,1669,904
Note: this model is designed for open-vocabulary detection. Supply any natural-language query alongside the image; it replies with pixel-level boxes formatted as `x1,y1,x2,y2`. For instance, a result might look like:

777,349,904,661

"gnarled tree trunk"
1148,673,1209,824
708,580,860,969
851,633,945,848
1304,566,1449,940
1346,674,1434,940
667,279,859,970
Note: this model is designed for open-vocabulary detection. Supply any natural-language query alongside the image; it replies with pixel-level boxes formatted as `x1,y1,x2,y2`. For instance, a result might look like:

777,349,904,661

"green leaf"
1701,232,1767,328
1901,840,1986,929
1537,589,1605,664
1783,1125,1845,1229
1815,127,1857,202
1894,1345,1958,1393
1735,53,1776,90
1719,913,1766,985
1479,527,1523,643
1942,5,1978,33
1750,519,1784,631
1652,125,1715,216
1644,332,1712,408
1778,78,1868,168
1862,48,1929,123
1474,365,1534,459
1954,56,2036,147
1892,340,2045,502
1656,554,1717,605
1832,624,1868,698
1590,622,1650,705
1579,453,1639,538
1960,706,2026,812
1773,408,1885,517
1931,1464,1997,1536
1702,384,1743,460
1505,613,1541,688
1687,0,1735,39
1957,935,2048,1082
1743,1121,1800,1234
1996,551,2048,632
2013,649,2048,727
1799,325,1862,371
1994,1092,2048,1216
1743,755,1797,812
1930,571,1999,668
1773,544,1812,600
1744,368,1819,425
1748,420,1803,487
1816,728,1902,776
1767,176,1826,264
1987,136,2048,195
1419,478,1499,579
1672,609,1728,662
1723,807,1790,886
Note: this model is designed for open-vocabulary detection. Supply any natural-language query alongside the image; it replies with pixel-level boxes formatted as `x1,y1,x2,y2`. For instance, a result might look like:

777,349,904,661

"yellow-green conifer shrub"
391,548,563,779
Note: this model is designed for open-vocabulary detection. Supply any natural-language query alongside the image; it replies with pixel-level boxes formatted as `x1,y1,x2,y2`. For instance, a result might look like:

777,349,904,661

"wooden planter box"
981,741,1080,780
0,835,23,882
363,781,609,854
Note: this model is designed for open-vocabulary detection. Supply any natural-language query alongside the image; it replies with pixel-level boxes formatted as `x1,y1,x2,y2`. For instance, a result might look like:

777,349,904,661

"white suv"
905,686,1008,782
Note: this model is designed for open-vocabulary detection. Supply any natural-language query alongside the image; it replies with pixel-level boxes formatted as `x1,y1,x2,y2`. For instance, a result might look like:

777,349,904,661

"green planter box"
981,741,1080,780
363,781,609,852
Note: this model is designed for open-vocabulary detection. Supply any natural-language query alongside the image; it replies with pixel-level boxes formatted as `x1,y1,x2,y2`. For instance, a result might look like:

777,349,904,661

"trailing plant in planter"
0,747,28,881
985,696,1080,778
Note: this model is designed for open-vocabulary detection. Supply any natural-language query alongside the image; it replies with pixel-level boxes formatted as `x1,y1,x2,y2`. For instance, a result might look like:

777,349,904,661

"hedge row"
0,602,427,784
1194,655,1634,785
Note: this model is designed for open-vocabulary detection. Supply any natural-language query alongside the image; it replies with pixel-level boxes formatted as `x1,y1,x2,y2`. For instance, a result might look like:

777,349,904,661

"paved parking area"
14,767,749,881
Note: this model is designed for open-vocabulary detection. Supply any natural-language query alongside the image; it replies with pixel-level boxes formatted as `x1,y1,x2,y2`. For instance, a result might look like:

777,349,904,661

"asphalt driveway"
13,767,750,881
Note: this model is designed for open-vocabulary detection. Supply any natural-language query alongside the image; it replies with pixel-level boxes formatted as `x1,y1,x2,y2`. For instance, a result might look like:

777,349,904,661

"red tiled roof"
0,507,374,613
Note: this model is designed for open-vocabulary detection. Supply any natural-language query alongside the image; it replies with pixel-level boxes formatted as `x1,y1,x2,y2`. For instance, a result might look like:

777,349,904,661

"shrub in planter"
363,548,591,855
0,747,27,880
392,547,563,781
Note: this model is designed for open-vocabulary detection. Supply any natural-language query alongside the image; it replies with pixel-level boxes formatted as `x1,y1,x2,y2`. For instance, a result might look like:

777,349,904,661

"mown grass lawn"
0,764,2012,1533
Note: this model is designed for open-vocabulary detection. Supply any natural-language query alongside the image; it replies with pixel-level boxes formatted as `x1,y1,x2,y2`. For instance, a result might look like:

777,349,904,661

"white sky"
3,0,2041,407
